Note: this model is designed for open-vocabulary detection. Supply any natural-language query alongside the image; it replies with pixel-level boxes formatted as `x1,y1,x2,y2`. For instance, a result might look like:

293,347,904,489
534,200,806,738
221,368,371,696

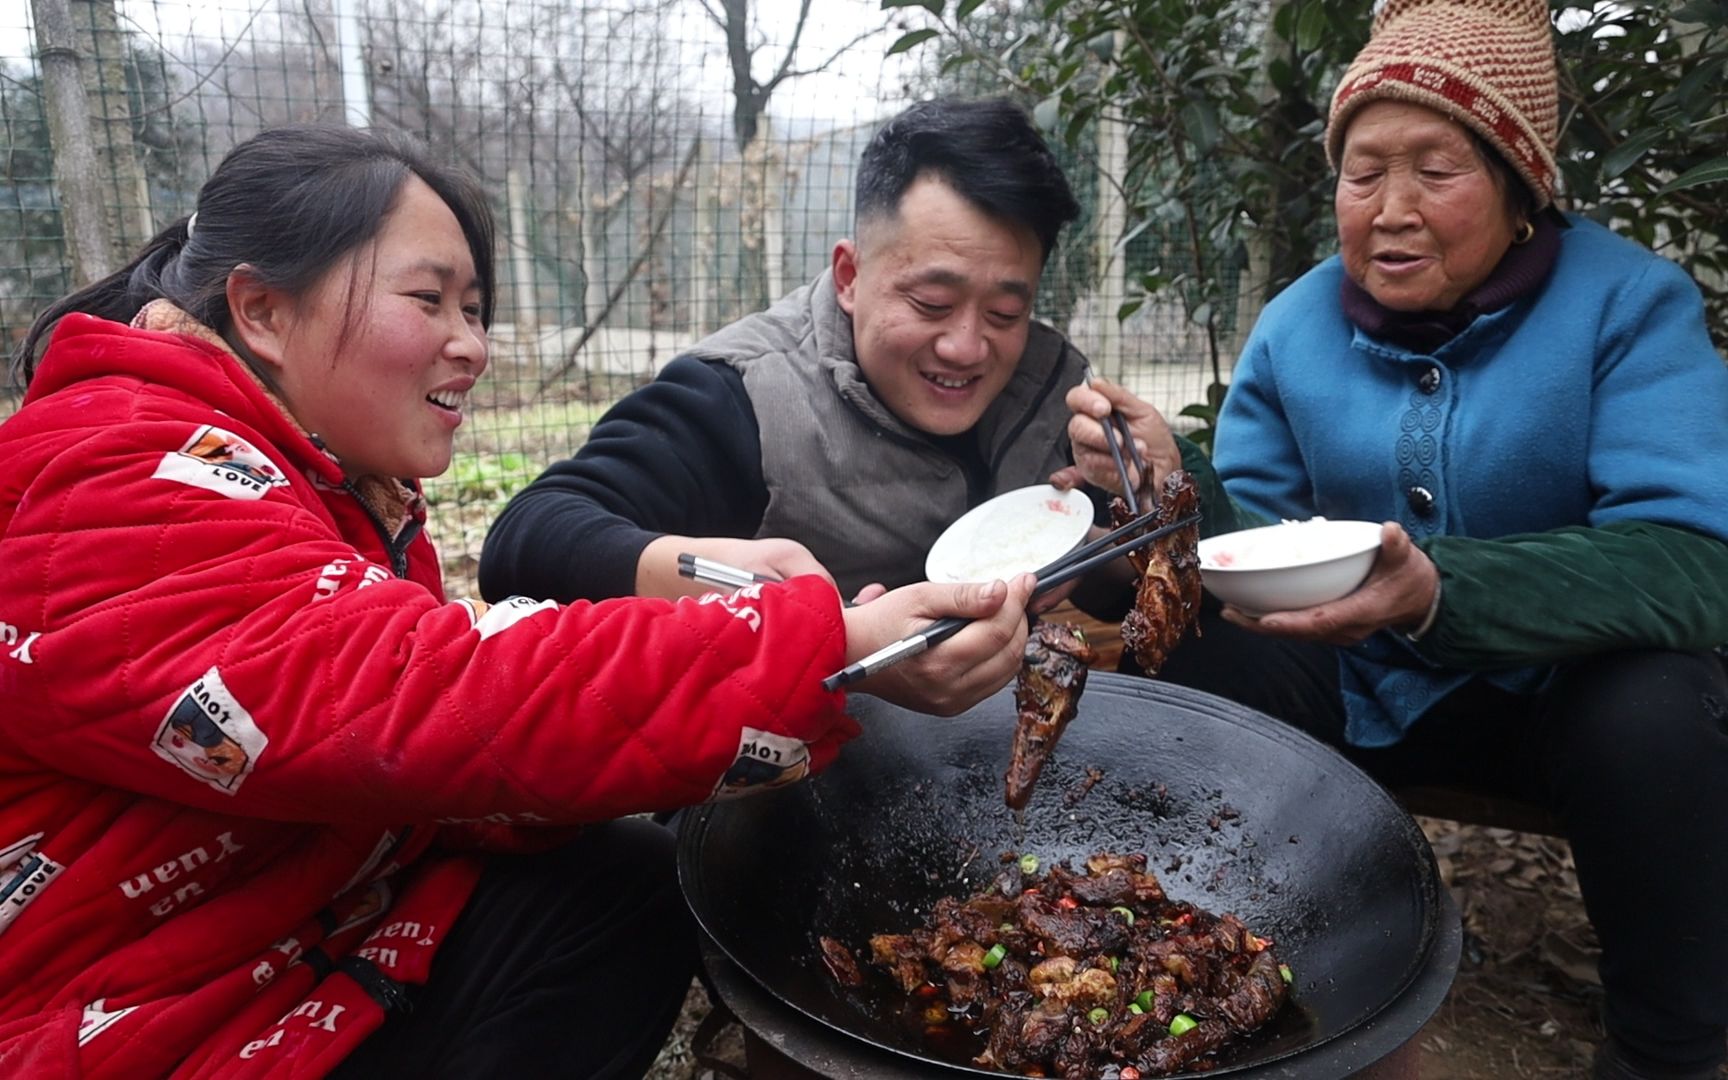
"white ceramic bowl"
925,485,1092,583
1196,519,1384,615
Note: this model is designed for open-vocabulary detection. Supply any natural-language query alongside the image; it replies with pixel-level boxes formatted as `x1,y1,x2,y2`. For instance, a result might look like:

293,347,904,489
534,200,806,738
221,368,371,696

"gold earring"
1513,220,1535,245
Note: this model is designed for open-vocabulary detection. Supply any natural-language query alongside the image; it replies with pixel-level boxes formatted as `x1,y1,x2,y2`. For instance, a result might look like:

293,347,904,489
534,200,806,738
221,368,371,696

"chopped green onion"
1108,956,1119,973
1134,989,1154,1012
1169,1013,1197,1037
1279,963,1293,985
1128,1003,1144,1015
981,943,1007,969
1018,854,1040,875
1087,1007,1109,1025
1110,905,1135,925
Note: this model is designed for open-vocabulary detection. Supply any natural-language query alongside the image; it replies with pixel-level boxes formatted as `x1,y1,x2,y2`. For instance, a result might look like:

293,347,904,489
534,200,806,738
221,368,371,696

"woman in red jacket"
0,125,1034,1078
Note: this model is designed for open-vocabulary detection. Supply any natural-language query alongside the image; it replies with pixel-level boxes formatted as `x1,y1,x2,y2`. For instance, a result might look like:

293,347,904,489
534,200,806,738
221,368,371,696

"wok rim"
679,676,1445,1077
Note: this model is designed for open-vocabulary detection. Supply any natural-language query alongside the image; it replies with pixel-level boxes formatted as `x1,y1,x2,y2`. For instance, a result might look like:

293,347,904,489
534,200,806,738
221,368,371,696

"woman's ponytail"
10,216,194,386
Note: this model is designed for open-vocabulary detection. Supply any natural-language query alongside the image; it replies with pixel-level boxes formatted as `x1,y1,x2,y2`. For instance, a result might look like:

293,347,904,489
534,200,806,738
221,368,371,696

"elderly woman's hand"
1053,378,1183,497
844,574,1036,716
1222,523,1440,646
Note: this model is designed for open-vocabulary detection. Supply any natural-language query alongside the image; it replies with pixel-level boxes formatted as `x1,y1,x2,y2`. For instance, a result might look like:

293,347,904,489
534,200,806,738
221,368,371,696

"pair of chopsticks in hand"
676,503,1200,693
677,554,777,592
1084,364,1147,513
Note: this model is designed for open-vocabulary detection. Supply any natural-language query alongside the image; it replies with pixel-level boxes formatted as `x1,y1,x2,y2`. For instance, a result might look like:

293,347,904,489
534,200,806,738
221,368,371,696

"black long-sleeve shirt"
479,355,997,603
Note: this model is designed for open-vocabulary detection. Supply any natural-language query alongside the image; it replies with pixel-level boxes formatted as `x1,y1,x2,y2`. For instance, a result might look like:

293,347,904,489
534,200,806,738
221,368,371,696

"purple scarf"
1340,213,1563,352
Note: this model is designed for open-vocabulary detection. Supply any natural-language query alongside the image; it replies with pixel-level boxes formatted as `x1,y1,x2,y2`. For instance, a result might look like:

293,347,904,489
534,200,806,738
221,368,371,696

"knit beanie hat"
1327,0,1559,209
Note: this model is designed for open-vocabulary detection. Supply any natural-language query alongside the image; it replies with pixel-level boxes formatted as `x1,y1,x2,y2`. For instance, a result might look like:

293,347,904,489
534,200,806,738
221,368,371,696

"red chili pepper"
1121,1069,1142,1080
915,983,940,998
1175,912,1194,927
1057,896,1079,910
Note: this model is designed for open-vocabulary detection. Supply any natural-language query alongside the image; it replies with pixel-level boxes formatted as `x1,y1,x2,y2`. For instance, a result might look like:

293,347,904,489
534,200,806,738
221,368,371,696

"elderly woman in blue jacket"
1067,2,1728,1078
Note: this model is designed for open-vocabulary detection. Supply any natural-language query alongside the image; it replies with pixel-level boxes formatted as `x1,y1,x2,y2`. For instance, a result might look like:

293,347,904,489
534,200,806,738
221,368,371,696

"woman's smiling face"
1334,100,1519,313
267,176,488,480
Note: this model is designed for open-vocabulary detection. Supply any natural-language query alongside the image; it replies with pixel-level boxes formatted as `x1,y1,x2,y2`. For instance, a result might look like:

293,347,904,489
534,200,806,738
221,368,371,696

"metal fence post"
1092,30,1133,374
333,0,371,127
506,167,539,363
1094,35,1130,377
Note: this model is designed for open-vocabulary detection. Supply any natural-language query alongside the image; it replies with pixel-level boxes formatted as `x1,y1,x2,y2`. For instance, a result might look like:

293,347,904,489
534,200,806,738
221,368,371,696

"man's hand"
1059,378,1183,496
1223,523,1440,645
843,574,1036,716
637,534,834,600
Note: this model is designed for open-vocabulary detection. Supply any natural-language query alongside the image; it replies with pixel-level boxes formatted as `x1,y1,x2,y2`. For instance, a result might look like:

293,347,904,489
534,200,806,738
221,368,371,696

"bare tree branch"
765,0,813,88
535,135,704,398
768,25,884,91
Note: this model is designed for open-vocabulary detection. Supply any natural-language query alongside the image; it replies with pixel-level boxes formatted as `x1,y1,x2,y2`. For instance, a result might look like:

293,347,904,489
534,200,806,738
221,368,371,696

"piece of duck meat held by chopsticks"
1005,621,1097,811
1115,470,1202,675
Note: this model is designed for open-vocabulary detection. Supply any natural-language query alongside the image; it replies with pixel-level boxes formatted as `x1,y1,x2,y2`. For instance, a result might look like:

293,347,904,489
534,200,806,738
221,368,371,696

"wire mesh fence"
1,0,1229,594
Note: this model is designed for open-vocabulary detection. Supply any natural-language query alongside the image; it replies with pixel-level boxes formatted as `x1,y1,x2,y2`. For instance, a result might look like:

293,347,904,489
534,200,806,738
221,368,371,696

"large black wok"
678,674,1450,1076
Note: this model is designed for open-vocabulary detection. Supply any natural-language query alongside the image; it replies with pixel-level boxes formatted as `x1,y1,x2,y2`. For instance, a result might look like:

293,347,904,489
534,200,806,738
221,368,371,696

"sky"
1,0,929,130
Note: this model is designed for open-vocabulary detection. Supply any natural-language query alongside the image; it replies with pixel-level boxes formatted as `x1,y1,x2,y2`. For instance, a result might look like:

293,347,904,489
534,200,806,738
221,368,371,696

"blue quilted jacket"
1213,216,1728,745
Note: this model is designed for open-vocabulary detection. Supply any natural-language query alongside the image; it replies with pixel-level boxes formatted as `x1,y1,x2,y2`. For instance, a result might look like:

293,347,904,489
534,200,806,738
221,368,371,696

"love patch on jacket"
152,667,270,793
151,425,289,500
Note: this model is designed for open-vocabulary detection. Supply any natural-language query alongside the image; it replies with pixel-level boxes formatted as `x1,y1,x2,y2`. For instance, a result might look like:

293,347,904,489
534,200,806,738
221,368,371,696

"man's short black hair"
855,97,1081,264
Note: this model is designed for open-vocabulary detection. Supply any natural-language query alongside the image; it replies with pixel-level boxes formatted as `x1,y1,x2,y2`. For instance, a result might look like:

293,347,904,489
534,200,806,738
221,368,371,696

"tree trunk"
31,0,117,284
73,0,151,260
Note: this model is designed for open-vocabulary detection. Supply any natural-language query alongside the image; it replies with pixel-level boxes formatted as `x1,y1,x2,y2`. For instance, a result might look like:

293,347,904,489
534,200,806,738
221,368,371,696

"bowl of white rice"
1196,518,1384,615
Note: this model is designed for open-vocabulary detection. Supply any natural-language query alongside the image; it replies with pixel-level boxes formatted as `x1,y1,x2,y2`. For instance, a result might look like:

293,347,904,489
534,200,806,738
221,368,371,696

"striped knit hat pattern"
1326,0,1559,209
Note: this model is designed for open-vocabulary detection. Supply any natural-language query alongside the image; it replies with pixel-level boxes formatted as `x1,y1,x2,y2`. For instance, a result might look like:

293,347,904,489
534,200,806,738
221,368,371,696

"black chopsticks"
1084,364,1147,512
818,509,1200,691
1034,508,1198,593
1100,411,1139,513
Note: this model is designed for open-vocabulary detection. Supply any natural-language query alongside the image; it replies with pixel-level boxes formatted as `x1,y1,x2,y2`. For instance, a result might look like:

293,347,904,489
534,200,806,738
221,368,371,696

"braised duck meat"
818,935,865,987
1005,621,1096,811
1116,470,1202,675
831,851,1291,1078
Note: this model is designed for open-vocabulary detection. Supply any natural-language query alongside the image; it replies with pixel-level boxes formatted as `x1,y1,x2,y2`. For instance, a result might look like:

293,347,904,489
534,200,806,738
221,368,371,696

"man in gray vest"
480,97,1098,607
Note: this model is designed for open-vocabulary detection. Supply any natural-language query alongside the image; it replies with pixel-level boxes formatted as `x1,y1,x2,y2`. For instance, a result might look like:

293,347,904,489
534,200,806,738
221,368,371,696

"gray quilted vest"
687,270,1082,596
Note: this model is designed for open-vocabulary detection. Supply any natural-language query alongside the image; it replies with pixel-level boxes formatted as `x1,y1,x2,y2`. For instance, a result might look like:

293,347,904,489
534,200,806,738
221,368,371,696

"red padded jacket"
0,305,856,1077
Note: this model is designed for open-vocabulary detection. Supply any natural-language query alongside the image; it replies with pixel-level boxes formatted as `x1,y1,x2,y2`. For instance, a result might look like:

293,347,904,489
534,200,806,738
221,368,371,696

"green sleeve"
1415,520,1728,670
1176,435,1269,538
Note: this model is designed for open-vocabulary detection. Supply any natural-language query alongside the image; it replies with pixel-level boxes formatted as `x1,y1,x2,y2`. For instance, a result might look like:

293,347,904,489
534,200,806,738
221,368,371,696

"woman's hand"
1055,378,1183,497
637,534,833,599
1223,523,1440,645
843,574,1036,716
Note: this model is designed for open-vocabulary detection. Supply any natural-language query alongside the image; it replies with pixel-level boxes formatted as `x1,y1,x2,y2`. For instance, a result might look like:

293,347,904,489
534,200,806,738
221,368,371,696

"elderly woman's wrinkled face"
1335,100,1519,313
